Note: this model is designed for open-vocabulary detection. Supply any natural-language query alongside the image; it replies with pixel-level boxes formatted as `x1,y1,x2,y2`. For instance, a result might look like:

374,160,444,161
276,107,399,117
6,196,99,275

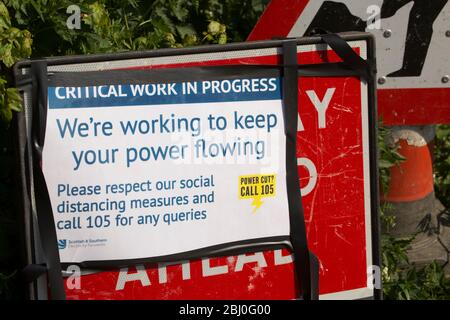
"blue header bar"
48,77,281,109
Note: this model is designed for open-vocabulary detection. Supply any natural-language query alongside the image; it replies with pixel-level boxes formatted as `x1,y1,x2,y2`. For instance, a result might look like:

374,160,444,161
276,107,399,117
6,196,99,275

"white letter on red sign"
202,258,229,277
298,113,305,131
235,252,267,272
116,265,150,290
297,157,318,197
274,249,293,265
306,88,335,129
158,261,191,283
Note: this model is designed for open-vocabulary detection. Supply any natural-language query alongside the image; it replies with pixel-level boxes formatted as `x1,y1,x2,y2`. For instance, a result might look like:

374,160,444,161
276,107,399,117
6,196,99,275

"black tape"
30,61,66,300
22,264,47,284
320,33,374,80
61,236,290,270
282,40,319,300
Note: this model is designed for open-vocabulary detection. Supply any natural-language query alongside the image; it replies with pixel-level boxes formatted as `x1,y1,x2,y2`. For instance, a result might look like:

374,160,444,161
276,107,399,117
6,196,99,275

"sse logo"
58,239,67,250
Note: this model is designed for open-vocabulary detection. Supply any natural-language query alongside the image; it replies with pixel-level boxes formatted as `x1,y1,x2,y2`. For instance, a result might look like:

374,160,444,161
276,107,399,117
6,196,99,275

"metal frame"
13,32,380,300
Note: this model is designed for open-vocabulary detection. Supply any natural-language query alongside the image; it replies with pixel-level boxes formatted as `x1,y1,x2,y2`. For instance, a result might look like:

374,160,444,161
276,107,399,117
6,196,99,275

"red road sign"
15,35,379,300
248,0,450,125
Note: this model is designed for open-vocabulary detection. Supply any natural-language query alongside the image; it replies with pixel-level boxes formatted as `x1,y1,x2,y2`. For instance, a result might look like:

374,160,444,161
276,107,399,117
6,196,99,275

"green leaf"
207,20,221,35
175,24,196,39
6,88,22,112
171,0,188,21
0,2,11,30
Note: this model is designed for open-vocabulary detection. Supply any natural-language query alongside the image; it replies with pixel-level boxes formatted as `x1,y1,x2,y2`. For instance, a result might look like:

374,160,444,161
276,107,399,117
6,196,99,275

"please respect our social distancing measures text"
44,76,292,261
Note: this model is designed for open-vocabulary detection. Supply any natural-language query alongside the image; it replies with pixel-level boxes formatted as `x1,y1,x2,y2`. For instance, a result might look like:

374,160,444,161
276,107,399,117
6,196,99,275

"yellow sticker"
239,174,276,213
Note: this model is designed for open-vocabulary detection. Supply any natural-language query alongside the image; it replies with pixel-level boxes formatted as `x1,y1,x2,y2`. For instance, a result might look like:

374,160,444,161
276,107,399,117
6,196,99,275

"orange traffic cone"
384,125,448,269
384,126,434,203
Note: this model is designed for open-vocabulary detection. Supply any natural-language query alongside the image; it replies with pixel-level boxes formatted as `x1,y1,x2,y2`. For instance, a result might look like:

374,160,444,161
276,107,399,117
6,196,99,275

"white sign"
251,0,450,89
43,75,291,263
289,0,450,88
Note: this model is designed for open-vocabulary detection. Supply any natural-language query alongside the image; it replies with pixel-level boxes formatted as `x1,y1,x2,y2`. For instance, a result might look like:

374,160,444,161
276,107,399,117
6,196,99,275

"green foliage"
0,77,21,123
381,234,414,299
434,124,450,209
0,1,29,124
2,0,249,57
377,121,406,195
0,1,32,67
380,204,450,300
383,255,450,299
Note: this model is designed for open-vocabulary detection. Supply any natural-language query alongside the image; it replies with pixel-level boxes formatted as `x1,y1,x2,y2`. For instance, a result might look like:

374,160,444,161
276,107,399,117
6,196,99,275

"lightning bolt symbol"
251,197,263,213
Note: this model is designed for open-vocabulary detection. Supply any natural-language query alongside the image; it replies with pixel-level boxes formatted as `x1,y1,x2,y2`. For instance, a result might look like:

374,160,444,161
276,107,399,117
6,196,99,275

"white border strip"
48,41,365,72
320,287,374,300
